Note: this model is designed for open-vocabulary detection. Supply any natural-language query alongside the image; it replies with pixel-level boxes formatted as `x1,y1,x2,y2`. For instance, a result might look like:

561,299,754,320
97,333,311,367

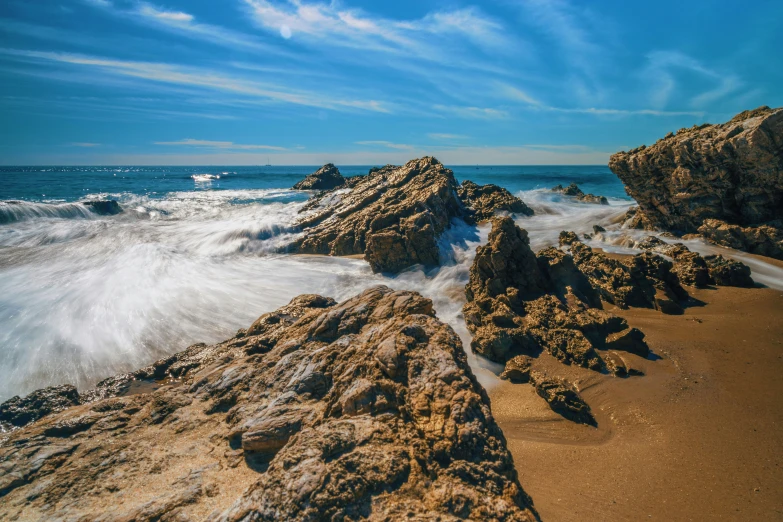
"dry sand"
490,285,783,521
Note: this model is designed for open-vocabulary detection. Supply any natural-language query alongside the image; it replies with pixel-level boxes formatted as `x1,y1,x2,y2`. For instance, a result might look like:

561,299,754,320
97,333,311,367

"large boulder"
292,163,346,191
291,157,467,273
0,287,537,521
609,106,783,259
458,180,534,221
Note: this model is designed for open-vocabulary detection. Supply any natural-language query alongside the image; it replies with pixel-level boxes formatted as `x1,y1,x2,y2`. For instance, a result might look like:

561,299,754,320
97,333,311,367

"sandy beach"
491,283,783,520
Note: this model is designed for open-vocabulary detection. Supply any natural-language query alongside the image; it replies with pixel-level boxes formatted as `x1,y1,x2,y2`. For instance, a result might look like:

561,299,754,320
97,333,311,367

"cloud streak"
154,139,286,150
0,48,390,113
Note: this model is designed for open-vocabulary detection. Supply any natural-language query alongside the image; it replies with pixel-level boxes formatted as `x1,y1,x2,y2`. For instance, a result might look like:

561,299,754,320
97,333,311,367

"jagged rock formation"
634,235,754,287
461,218,676,423
704,255,755,287
292,163,346,191
462,217,651,375
458,180,533,221
0,287,537,521
291,157,534,274
566,237,688,315
0,384,80,431
552,183,609,205
609,106,783,259
697,219,783,260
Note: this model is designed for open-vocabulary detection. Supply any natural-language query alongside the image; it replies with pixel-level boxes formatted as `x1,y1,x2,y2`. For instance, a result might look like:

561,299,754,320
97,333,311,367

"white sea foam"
0,187,780,401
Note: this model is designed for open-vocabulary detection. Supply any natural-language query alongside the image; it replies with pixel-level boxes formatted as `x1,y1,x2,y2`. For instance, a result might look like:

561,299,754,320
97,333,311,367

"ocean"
0,165,779,402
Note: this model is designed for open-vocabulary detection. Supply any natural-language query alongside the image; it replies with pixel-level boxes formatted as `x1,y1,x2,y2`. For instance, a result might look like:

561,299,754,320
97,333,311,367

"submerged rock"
609,106,783,259
83,200,122,215
0,287,537,521
458,180,534,221
552,183,609,205
291,157,467,274
292,163,346,191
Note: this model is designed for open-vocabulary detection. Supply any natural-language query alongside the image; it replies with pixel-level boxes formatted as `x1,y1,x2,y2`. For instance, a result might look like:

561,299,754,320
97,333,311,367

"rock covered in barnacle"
292,163,346,191
290,157,467,274
552,183,609,205
0,286,537,521
458,180,534,221
0,384,81,431
609,106,783,259
462,217,654,377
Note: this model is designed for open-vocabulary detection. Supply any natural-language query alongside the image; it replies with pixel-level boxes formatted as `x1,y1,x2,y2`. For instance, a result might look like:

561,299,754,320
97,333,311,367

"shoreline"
491,284,783,520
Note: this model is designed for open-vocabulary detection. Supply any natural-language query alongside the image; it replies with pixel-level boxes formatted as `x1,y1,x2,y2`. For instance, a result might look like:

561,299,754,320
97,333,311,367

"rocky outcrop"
291,158,535,274
567,240,688,314
704,255,755,287
458,180,533,221
463,218,652,372
292,163,346,191
291,157,467,273
0,287,537,521
461,219,669,423
697,219,783,260
552,183,608,205
609,106,783,259
635,235,754,287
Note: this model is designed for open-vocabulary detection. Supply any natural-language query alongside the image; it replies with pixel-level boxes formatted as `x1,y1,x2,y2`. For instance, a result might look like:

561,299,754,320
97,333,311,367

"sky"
0,0,781,165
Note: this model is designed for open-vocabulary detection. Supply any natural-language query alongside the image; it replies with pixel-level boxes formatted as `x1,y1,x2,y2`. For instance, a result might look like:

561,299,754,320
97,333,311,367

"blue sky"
0,0,780,165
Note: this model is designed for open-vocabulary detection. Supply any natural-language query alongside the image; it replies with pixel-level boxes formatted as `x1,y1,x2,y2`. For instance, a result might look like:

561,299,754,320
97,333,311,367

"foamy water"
0,187,780,401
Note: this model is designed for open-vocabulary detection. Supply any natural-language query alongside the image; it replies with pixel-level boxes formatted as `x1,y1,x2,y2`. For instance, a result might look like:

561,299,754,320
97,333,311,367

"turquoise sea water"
0,165,629,203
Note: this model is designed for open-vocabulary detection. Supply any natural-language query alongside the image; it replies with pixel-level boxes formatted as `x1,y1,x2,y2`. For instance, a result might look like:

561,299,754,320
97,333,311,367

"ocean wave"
0,199,122,225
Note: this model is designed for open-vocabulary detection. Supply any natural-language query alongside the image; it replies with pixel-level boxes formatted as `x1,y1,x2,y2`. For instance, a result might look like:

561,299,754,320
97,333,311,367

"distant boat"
265,157,271,167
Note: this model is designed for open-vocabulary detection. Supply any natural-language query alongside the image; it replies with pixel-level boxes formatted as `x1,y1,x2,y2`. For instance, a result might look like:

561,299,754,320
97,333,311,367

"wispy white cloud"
497,83,541,106
355,140,413,150
82,0,276,53
433,105,509,120
154,139,286,150
69,142,101,147
643,51,742,109
0,48,390,113
242,0,516,61
137,3,193,23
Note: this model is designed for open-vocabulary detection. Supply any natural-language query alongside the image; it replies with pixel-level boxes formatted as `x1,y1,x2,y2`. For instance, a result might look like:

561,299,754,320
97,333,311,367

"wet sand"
490,285,783,521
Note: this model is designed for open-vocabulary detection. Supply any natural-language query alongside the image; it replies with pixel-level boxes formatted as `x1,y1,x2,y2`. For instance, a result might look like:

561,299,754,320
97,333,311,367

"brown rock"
291,157,467,273
292,163,346,191
552,183,608,205
698,219,783,260
0,287,537,521
609,106,783,259
529,371,595,426
458,180,534,221
500,355,533,383
705,255,755,287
